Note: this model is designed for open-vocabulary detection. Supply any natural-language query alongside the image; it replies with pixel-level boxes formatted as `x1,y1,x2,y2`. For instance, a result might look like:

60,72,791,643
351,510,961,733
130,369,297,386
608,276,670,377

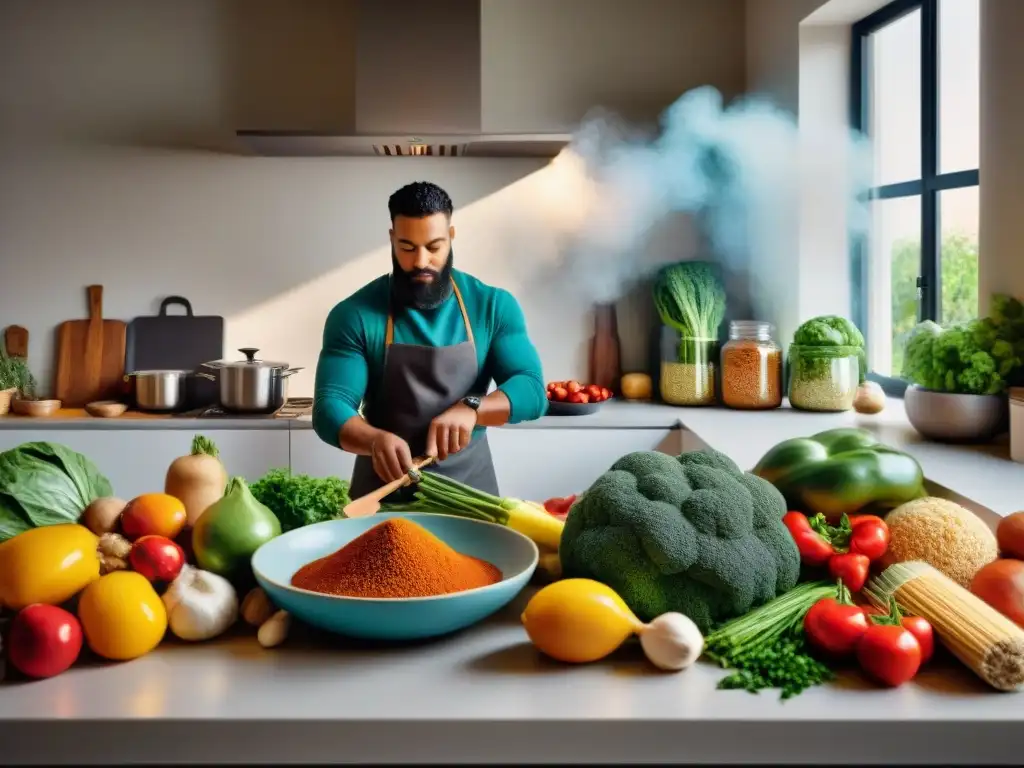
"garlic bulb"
638,612,704,671
162,565,239,641
853,381,886,414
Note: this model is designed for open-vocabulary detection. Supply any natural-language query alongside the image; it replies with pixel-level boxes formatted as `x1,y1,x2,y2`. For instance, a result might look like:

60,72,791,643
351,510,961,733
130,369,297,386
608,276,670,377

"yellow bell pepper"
0,524,101,610
78,571,167,660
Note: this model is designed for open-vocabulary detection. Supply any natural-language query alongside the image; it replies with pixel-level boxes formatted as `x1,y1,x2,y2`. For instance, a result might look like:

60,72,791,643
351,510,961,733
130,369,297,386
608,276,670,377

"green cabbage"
0,442,113,541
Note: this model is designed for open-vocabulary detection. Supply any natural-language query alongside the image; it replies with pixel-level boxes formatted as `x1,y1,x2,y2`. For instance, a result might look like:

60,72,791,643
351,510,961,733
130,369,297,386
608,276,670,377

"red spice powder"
290,517,502,598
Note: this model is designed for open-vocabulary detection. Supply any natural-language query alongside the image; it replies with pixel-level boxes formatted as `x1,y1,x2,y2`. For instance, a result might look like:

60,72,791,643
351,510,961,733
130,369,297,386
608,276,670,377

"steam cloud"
545,86,873,312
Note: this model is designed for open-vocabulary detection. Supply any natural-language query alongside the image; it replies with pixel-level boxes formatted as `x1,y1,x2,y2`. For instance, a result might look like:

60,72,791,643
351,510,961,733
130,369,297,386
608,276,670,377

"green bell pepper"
752,428,926,521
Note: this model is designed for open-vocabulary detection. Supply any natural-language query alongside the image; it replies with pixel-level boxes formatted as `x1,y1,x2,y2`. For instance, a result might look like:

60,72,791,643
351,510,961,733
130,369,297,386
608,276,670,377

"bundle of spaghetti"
864,560,1024,692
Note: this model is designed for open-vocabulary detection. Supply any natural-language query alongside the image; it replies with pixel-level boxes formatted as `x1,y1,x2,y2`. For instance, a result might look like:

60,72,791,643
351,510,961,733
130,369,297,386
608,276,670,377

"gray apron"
349,277,500,501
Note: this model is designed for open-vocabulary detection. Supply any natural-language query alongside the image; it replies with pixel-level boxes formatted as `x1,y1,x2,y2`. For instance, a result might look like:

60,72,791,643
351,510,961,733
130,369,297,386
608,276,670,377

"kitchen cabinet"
0,430,289,499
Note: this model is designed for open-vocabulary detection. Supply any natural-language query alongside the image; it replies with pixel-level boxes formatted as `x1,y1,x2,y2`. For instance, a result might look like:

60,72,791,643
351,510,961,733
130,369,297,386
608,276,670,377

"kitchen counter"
1,590,1021,765
1,400,1020,514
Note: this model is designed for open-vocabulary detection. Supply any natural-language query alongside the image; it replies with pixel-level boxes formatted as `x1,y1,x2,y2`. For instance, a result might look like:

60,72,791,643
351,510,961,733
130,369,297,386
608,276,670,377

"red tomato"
849,517,890,561
566,380,582,394
552,386,569,402
804,597,869,656
856,624,922,687
7,604,83,679
601,387,612,400
585,384,602,400
568,391,590,404
546,390,554,400
828,552,871,592
546,382,558,392
130,535,186,583
900,616,934,664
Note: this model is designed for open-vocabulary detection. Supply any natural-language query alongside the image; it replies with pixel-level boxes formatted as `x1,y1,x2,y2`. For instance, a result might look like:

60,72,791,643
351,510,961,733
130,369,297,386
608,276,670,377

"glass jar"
788,344,862,412
659,326,718,406
720,321,783,410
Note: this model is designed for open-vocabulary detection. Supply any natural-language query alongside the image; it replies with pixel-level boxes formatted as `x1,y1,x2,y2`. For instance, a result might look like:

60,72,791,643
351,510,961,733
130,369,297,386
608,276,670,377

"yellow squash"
0,524,101,611
522,578,643,663
78,571,167,660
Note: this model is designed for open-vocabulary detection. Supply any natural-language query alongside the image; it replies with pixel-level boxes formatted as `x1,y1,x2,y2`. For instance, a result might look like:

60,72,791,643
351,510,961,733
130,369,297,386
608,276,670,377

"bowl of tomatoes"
545,380,613,415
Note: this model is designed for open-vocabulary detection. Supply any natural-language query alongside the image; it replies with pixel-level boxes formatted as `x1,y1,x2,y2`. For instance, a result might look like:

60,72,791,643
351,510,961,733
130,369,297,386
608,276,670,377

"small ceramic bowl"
252,512,538,641
85,400,128,418
546,399,608,416
11,398,61,417
904,385,1008,443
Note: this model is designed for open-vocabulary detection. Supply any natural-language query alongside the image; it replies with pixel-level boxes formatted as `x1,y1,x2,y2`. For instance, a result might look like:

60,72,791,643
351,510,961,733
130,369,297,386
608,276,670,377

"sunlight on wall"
226,159,601,397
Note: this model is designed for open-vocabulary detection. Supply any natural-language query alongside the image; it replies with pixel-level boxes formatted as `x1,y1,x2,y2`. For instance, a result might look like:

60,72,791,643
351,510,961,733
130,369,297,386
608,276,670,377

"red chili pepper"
803,581,869,657
782,512,834,566
828,552,871,592
847,516,890,561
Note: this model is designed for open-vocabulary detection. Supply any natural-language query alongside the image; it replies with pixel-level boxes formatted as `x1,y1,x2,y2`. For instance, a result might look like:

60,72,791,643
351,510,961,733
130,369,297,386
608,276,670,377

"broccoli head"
792,316,865,348
559,449,800,633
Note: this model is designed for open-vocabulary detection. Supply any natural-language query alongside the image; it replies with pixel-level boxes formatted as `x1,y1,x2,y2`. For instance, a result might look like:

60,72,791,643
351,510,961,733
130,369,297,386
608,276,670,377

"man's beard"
390,247,454,310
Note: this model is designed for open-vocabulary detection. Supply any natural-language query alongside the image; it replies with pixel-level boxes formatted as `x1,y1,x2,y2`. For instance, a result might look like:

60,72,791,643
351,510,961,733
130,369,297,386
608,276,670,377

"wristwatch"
461,395,482,411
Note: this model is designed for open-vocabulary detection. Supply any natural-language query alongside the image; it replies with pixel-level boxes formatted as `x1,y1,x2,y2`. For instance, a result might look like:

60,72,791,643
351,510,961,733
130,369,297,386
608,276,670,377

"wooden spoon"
342,456,435,519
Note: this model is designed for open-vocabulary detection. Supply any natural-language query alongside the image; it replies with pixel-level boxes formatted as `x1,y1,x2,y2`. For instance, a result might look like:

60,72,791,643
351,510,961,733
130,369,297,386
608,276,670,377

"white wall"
0,0,746,398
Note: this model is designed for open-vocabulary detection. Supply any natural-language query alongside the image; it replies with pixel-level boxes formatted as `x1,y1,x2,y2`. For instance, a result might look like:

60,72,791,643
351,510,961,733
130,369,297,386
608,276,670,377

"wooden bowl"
85,400,128,418
11,398,62,417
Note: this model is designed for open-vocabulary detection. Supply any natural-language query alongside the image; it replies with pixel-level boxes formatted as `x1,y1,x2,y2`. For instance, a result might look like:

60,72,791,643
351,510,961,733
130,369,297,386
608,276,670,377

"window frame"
849,0,980,396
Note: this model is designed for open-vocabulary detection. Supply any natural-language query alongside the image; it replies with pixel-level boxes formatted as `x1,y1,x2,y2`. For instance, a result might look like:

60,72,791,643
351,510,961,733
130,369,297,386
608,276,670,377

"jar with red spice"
720,321,783,410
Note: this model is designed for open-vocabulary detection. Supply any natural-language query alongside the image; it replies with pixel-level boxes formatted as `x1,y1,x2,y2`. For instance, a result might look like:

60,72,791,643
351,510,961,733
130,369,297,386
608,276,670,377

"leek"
384,472,565,551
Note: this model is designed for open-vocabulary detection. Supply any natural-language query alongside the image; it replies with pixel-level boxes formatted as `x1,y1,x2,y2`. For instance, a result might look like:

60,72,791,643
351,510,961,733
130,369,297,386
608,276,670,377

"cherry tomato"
897,616,934,663
546,382,559,392
828,552,871,592
601,387,612,400
585,384,603,400
857,624,922,687
848,517,890,561
568,391,590,404
804,597,869,657
566,380,582,394
552,386,569,402
546,390,554,400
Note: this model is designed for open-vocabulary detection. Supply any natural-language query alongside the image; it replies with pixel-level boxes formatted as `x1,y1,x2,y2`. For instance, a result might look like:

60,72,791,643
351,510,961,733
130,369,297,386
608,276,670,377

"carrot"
165,435,228,526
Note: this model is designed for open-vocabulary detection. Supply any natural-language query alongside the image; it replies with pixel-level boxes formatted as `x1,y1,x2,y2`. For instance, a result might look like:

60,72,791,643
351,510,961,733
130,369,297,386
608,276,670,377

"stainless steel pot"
199,348,303,413
128,370,191,412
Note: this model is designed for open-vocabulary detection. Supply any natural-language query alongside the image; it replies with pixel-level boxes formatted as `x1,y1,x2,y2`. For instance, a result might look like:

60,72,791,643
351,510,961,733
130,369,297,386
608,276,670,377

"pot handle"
195,372,217,381
200,361,224,370
279,367,304,379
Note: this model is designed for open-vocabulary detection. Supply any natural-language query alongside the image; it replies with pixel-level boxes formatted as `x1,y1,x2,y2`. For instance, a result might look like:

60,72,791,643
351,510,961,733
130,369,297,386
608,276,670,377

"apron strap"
385,277,475,347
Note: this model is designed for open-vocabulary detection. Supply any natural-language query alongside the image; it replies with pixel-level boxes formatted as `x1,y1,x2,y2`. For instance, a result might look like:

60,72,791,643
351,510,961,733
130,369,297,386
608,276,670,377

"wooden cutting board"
55,285,127,407
4,326,28,359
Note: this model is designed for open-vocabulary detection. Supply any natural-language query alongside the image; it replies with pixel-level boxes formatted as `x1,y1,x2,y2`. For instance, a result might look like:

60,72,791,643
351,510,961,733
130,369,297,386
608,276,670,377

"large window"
851,0,980,390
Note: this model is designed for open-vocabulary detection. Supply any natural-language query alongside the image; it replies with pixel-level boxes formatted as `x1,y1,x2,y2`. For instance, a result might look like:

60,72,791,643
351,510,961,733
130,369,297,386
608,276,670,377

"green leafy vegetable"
653,261,727,364
902,294,1024,394
704,580,838,699
789,315,867,384
248,468,351,532
0,442,113,541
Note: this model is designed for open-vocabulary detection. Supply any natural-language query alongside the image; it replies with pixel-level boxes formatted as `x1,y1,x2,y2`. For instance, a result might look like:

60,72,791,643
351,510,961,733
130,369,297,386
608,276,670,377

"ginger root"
97,532,132,574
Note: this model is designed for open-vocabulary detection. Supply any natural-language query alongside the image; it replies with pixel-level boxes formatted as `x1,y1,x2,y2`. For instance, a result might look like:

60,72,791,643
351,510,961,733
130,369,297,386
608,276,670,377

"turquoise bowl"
251,512,539,641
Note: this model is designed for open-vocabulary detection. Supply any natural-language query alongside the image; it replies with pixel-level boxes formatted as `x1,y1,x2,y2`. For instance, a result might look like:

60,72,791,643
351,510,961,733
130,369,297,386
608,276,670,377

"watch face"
463,396,481,410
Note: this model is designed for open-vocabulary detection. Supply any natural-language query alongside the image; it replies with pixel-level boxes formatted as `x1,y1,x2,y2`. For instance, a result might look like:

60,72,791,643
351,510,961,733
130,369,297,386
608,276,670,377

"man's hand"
370,431,414,483
426,402,477,461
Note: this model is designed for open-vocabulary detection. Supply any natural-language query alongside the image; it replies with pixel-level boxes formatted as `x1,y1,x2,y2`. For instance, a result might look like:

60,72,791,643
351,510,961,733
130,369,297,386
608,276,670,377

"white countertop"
1,592,1021,765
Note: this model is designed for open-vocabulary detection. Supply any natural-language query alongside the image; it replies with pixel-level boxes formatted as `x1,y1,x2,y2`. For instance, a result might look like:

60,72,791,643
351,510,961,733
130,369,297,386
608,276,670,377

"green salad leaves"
248,468,351,532
902,294,1024,395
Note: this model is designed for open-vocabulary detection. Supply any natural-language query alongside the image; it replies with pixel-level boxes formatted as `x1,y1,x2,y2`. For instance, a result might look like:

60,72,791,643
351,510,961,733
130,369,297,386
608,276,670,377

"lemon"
521,578,642,663
78,571,167,661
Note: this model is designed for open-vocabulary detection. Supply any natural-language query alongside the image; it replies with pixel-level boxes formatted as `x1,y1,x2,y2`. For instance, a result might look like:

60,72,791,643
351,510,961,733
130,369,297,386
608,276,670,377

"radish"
165,435,228,526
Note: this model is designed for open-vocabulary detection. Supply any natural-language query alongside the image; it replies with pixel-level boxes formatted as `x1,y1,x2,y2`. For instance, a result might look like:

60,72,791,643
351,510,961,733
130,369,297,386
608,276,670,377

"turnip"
165,435,228,526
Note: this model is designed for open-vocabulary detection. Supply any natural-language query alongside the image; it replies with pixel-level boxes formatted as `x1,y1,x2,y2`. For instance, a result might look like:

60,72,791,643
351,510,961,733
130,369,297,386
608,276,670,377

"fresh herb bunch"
0,346,36,397
248,468,351,532
788,316,866,385
902,293,1024,395
704,580,838,700
653,261,727,364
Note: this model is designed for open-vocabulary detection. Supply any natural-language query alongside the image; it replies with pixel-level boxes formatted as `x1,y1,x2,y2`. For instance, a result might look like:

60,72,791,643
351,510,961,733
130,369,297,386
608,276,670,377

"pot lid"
215,348,290,370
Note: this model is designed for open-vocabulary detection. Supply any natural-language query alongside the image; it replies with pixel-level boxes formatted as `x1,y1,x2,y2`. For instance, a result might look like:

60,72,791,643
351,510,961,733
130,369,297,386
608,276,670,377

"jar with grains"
659,326,717,406
720,321,783,410
788,344,863,412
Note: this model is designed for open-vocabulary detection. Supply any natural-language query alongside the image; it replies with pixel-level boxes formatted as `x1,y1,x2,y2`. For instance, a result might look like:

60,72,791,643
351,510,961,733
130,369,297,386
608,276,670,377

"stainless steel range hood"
237,0,573,159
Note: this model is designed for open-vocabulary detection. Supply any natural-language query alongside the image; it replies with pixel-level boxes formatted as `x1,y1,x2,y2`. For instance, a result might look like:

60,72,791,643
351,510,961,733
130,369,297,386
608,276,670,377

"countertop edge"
0,718,1016,764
